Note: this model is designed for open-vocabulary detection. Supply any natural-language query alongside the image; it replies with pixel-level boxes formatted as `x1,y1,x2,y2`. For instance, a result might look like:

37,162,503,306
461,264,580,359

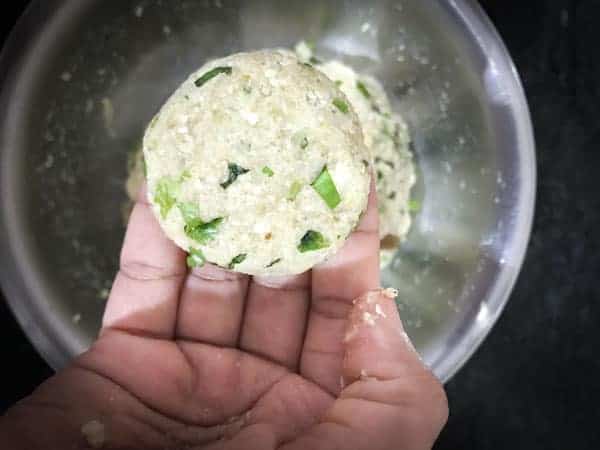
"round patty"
144,50,370,276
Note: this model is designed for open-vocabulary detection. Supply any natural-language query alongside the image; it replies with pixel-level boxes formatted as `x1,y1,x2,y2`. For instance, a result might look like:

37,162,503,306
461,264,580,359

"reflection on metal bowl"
0,0,535,383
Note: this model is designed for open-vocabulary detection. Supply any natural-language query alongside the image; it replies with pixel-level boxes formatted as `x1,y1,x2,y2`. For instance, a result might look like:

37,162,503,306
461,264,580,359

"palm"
4,189,447,450
73,332,334,449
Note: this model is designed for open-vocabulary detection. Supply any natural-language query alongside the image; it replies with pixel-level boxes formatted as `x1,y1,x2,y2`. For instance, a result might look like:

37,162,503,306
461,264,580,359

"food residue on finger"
81,420,106,449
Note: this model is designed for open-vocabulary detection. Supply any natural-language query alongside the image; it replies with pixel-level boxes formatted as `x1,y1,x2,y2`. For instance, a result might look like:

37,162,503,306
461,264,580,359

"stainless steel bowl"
0,0,535,382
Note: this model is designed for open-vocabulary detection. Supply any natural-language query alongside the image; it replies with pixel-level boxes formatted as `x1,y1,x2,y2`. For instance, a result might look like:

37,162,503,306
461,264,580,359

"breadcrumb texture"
144,50,370,276
315,61,416,242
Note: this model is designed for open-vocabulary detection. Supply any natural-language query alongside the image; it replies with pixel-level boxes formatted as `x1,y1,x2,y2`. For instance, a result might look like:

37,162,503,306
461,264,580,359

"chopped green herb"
221,163,250,189
142,158,147,178
228,254,247,270
185,217,224,244
361,159,370,168
184,95,190,100
194,66,233,88
154,177,178,218
309,56,322,65
311,166,341,209
335,80,343,87
177,202,200,223
302,62,314,68
388,192,397,200
288,181,303,201
408,200,421,212
377,170,384,181
154,171,193,218
187,248,206,269
298,230,330,253
266,258,282,268
243,85,252,94
262,166,274,177
300,136,309,149
333,98,349,114
179,200,224,245
356,80,372,99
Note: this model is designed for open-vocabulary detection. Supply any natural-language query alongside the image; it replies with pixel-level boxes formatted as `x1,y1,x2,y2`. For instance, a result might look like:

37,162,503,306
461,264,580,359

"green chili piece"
311,166,341,209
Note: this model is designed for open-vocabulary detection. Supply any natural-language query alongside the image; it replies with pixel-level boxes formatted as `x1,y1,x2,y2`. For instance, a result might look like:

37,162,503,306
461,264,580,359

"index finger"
299,179,380,394
102,187,187,339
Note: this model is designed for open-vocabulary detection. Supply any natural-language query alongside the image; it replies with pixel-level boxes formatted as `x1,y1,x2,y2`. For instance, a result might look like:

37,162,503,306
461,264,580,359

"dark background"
1,1,599,448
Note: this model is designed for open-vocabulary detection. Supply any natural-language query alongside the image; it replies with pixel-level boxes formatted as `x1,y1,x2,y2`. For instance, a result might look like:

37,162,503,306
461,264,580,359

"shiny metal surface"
0,0,535,382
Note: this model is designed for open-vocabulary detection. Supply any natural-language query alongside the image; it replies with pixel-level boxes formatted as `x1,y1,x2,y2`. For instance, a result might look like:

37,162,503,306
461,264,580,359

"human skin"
0,182,448,449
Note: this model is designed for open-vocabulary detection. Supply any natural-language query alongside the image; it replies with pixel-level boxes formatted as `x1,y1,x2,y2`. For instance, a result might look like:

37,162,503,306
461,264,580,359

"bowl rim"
0,0,536,381
428,0,537,382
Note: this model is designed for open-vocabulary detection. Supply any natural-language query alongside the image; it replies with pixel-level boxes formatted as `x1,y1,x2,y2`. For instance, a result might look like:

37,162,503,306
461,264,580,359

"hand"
1,185,447,450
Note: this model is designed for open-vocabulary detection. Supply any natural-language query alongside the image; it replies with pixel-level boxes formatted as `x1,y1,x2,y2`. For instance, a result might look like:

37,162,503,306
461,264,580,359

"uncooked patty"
143,50,371,276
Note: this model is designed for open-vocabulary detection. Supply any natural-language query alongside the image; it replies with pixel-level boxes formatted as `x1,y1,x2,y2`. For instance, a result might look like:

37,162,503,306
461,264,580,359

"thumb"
282,289,448,450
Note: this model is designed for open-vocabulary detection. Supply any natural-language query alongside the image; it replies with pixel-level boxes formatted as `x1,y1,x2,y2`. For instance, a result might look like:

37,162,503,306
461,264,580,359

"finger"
239,274,311,370
176,264,249,346
281,290,448,450
300,181,380,394
102,187,186,339
341,289,431,382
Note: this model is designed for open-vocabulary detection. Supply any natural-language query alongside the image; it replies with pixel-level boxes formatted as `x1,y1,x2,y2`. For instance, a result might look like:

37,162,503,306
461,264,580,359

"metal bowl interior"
0,0,535,382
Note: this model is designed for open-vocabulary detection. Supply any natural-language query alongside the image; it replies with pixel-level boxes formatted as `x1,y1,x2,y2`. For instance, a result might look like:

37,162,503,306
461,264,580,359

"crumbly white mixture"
143,50,370,276
314,60,416,243
294,42,416,267
127,46,416,270
81,420,106,449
